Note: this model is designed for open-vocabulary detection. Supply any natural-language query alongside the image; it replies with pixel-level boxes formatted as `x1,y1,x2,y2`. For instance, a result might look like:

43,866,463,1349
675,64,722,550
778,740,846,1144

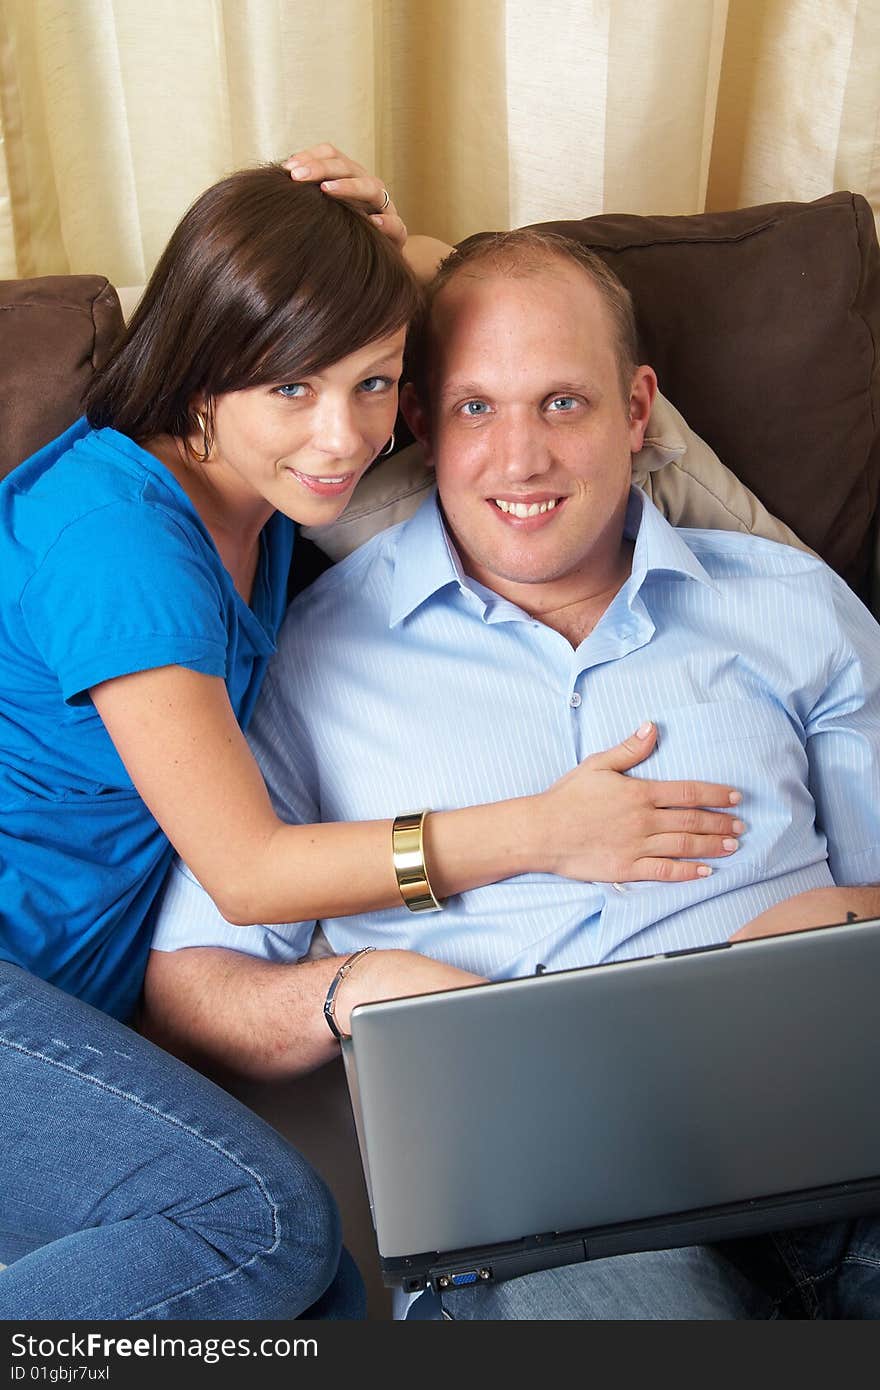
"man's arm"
141,945,484,1082
731,885,880,942
734,572,880,942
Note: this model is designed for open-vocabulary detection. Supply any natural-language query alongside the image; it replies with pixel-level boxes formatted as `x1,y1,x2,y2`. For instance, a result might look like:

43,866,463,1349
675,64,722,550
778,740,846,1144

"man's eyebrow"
437,381,490,400
438,379,600,400
544,381,599,396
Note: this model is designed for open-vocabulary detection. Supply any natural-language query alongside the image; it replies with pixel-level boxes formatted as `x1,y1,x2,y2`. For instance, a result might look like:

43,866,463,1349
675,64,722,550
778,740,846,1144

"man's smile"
489,494,566,523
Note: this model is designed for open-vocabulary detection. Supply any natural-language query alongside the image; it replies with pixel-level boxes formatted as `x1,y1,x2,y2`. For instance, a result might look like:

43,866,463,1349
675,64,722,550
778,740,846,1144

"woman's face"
204,327,407,526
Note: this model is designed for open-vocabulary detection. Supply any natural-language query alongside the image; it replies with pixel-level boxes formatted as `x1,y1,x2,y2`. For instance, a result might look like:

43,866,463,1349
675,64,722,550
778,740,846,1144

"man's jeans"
409,1221,880,1319
0,962,364,1319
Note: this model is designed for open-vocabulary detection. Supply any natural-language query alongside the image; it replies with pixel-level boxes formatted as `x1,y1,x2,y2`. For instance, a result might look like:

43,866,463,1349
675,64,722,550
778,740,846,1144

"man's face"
404,262,655,608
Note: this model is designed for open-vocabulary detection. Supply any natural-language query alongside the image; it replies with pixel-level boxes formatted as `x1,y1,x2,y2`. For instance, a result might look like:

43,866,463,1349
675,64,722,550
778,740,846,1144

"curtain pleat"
1,0,878,282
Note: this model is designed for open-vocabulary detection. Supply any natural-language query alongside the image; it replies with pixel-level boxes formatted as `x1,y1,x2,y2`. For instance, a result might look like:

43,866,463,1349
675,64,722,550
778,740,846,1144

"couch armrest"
0,275,124,478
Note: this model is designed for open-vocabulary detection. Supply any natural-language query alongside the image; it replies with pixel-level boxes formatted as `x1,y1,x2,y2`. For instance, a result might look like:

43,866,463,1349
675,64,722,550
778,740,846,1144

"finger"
632,858,714,883
369,213,408,249
648,780,742,809
289,157,371,185
283,143,350,166
322,176,392,213
584,721,658,774
645,832,740,859
658,810,746,837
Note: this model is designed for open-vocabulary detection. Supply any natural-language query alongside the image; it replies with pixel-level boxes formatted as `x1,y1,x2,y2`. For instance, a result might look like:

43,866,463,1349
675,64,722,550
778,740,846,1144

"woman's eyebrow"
362,349,406,371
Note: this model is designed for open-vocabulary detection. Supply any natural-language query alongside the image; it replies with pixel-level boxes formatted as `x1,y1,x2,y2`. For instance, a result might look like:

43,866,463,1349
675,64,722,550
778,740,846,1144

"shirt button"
569,693,582,708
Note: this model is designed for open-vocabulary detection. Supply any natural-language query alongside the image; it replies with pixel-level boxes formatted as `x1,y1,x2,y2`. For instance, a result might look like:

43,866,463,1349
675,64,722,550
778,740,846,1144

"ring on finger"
376,188,390,213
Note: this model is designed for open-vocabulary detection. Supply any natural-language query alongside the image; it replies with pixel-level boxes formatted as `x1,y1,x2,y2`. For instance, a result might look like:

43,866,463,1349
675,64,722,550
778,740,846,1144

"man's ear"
627,366,658,453
400,382,435,467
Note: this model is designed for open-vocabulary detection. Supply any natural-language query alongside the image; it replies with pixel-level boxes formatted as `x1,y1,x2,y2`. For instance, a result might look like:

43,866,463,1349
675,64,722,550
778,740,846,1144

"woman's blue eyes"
548,396,578,411
461,401,490,416
274,376,392,398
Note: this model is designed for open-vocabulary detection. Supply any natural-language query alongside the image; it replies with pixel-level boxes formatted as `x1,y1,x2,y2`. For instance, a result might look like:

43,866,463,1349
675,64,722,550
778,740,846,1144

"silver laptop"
341,918,880,1295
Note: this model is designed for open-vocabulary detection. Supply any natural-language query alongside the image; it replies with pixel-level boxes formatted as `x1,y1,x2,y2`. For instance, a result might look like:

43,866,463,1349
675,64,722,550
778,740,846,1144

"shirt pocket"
644,697,806,790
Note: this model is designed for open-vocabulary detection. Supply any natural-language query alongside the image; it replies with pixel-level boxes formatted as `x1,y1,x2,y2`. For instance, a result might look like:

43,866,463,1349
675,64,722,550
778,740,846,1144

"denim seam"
841,1252,880,1270
768,1234,822,1318
0,1034,282,1317
781,1260,841,1319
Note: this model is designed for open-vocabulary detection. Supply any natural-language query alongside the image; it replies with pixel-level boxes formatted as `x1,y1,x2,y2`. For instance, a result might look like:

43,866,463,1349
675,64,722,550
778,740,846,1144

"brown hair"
85,165,421,441
407,229,638,406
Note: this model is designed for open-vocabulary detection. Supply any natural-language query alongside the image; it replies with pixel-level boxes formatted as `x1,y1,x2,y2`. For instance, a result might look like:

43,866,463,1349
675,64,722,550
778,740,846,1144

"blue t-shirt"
0,419,294,1020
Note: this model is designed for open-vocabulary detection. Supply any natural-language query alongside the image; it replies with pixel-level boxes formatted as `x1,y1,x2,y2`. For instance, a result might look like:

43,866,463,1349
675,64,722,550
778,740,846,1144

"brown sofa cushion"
5,196,878,600
518,193,880,600
0,275,124,479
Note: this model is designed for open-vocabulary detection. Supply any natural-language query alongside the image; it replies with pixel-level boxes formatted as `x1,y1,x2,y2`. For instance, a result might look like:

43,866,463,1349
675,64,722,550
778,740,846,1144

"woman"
0,148,732,1320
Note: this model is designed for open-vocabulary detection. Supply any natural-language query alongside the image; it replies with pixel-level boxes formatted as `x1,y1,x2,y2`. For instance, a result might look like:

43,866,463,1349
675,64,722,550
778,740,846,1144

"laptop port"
438,1268,492,1289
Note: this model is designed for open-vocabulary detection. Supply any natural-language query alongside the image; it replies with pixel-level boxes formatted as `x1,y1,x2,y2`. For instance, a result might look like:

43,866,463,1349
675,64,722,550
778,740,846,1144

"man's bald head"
407,230,639,411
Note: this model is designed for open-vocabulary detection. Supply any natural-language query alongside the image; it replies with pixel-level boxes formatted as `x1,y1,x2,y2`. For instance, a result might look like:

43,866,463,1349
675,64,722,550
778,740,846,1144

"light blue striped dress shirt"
152,488,880,972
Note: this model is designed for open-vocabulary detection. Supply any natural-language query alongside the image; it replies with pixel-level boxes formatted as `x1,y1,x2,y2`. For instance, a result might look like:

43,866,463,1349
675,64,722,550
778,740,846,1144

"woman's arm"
91,666,743,926
402,235,453,282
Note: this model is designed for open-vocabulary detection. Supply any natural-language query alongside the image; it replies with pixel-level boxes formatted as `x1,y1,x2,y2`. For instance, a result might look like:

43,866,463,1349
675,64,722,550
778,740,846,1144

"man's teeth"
493,498,558,518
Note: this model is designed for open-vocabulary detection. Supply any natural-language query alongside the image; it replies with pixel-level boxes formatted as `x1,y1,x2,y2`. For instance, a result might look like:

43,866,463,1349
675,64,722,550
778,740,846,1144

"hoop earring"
191,408,213,463
378,432,395,458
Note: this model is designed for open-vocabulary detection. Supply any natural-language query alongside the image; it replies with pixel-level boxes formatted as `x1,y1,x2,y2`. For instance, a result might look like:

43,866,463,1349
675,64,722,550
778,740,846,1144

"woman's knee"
213,1133,345,1312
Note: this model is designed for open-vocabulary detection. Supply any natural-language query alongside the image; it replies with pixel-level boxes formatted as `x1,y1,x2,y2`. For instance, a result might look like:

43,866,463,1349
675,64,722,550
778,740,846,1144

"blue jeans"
411,1224,880,1320
0,963,364,1319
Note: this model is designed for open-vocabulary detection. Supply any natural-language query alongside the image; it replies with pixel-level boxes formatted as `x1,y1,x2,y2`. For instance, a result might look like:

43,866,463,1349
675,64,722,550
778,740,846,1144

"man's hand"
539,721,744,884
731,885,880,942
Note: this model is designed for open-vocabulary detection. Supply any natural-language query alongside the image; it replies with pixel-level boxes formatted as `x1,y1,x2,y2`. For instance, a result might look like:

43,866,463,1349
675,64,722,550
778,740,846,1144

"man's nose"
314,397,364,459
494,412,553,479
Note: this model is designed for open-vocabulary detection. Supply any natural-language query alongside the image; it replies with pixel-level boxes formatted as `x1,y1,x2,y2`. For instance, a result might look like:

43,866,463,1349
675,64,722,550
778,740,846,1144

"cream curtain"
1,0,878,284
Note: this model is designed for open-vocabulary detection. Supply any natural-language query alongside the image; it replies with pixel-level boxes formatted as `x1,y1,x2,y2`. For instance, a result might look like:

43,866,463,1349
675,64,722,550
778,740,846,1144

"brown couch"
2,190,879,1319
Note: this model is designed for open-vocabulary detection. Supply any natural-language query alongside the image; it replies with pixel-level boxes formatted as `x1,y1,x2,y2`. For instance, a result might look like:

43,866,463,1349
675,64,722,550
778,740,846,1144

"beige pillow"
302,389,809,561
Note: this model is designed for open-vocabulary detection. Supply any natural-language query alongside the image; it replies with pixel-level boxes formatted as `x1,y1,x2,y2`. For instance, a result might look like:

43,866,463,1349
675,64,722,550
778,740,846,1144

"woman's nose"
314,398,364,459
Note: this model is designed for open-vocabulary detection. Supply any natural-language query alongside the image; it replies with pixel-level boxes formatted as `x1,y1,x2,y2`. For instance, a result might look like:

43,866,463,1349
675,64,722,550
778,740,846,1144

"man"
146,231,880,1318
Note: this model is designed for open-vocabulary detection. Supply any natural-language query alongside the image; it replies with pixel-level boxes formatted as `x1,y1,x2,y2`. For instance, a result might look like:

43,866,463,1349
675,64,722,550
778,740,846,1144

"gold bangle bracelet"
391,810,445,913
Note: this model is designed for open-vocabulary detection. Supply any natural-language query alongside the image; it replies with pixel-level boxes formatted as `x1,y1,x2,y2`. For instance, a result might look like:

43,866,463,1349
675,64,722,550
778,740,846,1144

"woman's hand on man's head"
283,142,407,249
282,143,453,281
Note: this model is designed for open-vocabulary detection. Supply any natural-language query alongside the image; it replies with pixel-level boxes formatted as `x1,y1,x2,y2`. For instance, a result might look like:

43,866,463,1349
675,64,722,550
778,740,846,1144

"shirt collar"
389,485,718,628
624,486,719,599
389,490,474,627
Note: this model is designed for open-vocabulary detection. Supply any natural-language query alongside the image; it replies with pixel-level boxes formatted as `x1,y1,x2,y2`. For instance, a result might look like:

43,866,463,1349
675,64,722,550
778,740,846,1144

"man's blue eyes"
460,396,579,415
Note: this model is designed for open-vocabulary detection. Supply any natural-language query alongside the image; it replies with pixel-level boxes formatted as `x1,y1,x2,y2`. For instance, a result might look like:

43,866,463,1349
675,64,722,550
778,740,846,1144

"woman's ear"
400,382,434,467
